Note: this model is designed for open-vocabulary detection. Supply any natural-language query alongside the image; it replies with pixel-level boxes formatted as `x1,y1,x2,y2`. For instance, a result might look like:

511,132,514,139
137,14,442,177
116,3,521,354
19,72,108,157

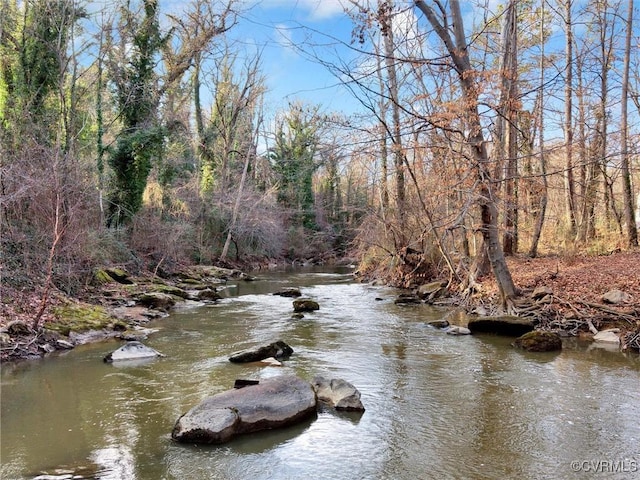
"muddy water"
1,268,639,479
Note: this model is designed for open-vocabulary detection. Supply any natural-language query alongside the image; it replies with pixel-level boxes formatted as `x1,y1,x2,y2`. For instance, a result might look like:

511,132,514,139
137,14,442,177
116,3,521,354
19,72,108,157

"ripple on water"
2,273,640,480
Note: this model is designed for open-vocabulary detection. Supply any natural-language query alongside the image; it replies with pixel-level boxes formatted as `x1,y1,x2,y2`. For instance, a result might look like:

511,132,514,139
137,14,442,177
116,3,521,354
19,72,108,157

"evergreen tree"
269,103,321,230
104,0,166,227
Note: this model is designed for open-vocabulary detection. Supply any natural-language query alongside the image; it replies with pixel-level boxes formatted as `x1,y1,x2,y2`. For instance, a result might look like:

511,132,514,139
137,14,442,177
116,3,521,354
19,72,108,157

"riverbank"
0,262,259,362
1,252,639,362
483,252,639,350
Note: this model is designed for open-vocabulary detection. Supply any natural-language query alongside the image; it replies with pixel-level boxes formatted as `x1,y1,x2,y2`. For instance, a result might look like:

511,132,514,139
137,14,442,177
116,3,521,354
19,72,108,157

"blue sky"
228,0,365,116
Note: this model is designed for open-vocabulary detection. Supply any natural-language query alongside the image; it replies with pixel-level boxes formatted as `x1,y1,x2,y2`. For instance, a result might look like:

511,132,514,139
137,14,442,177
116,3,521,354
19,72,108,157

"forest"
1,0,639,327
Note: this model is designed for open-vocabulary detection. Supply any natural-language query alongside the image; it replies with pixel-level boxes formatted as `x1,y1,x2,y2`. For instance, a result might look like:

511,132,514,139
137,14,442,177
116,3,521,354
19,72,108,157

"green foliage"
269,102,321,230
105,0,167,226
107,126,166,226
0,0,82,144
21,2,61,120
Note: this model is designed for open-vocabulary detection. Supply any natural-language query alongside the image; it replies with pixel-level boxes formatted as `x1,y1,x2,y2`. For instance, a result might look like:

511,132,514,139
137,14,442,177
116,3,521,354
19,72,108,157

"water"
2,267,639,480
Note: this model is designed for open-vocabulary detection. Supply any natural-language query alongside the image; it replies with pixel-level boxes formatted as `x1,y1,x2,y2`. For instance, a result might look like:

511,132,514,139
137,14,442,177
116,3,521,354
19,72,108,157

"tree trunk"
415,0,518,304
380,2,406,243
499,0,518,255
620,0,638,247
528,0,547,258
375,52,390,213
96,16,105,222
574,38,591,244
563,0,576,235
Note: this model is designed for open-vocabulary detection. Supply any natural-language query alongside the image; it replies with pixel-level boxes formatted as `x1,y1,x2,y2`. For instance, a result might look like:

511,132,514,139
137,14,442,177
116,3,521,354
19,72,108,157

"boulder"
293,298,320,312
137,292,176,311
601,289,632,305
593,328,620,344
151,284,190,299
444,325,471,335
312,376,365,412
93,267,133,285
417,280,448,301
104,341,164,363
172,375,317,444
513,331,562,352
180,265,248,282
467,315,535,336
229,340,294,363
196,289,222,301
104,267,134,284
273,287,302,298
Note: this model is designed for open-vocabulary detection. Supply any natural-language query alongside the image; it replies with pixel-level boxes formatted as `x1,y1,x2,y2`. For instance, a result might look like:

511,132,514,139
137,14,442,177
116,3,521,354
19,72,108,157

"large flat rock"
467,315,535,336
172,375,317,444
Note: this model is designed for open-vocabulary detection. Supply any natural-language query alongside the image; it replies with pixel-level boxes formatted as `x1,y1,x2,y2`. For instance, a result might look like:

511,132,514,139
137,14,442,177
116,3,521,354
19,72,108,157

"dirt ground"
503,251,640,305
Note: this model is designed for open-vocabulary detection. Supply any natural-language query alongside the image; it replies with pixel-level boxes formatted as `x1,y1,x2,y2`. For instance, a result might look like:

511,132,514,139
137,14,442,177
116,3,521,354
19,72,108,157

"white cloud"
259,0,349,21
275,22,296,51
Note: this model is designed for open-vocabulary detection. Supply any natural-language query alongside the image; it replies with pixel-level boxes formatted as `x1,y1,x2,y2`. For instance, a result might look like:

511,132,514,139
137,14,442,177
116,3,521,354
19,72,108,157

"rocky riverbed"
0,265,253,362
2,253,639,361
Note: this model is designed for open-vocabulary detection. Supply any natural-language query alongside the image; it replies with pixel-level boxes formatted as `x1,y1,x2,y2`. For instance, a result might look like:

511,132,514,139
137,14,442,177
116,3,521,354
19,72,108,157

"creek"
1,267,639,479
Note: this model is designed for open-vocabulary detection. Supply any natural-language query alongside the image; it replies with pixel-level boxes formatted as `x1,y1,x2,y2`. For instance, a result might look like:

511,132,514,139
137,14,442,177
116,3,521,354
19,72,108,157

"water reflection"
90,445,136,480
1,268,639,480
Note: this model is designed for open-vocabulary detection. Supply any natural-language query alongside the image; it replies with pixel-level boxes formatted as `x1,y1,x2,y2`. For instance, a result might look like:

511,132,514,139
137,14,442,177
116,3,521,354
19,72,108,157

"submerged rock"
273,287,302,297
312,376,365,412
394,294,421,305
444,326,471,335
172,375,317,444
513,331,562,352
103,341,164,363
229,340,294,363
292,298,320,312
426,319,450,329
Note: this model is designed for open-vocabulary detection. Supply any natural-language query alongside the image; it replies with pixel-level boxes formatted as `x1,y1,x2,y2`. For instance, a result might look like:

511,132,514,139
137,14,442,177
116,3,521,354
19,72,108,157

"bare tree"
563,0,577,234
620,0,638,247
496,0,519,255
414,0,518,304
379,1,406,243
528,0,548,258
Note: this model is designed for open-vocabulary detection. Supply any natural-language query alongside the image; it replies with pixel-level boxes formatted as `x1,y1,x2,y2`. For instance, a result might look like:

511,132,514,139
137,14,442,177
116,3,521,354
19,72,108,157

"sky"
87,0,520,119
228,0,364,117
220,0,510,118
